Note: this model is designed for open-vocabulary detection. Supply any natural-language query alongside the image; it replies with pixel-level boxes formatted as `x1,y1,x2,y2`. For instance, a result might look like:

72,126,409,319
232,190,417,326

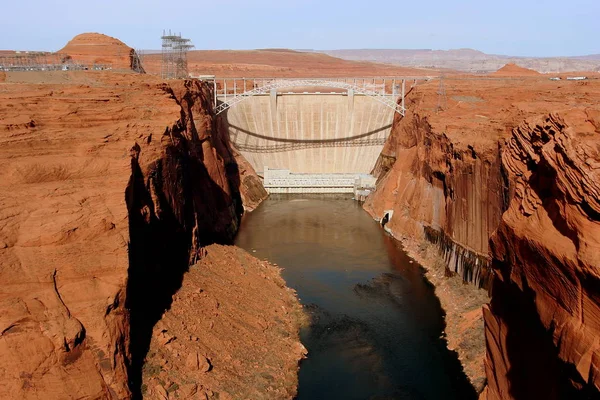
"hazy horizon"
3,44,600,59
1,0,598,57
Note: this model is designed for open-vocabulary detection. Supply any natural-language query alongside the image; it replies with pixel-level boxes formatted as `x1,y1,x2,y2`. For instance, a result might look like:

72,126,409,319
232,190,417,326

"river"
235,195,476,400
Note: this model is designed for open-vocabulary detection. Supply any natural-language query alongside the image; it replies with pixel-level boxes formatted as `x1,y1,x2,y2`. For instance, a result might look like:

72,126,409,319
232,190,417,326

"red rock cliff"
365,78,600,395
58,33,144,72
363,91,505,391
365,103,503,288
482,113,600,399
0,73,266,399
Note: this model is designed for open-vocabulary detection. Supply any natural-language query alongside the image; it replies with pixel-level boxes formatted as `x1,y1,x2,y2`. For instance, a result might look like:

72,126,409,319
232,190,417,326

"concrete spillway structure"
223,90,395,174
210,76,419,192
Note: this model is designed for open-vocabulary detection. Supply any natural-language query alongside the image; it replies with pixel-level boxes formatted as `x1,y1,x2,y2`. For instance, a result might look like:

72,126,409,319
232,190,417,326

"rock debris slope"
141,244,306,400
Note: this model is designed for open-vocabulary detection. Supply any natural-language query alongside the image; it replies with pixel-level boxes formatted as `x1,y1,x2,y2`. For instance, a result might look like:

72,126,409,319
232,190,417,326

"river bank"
380,226,489,393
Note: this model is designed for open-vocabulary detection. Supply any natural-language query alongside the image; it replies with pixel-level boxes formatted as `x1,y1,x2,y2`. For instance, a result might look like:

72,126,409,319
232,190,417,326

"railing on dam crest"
192,76,433,116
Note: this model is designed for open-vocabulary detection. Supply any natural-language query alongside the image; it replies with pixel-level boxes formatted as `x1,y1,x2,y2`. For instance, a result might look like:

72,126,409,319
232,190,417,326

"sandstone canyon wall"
0,72,269,399
365,98,503,289
366,78,600,397
364,95,503,391
483,114,600,399
58,33,144,72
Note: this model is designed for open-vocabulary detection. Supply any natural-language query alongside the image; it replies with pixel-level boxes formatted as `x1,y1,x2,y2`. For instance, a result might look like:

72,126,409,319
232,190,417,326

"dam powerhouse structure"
200,77,431,193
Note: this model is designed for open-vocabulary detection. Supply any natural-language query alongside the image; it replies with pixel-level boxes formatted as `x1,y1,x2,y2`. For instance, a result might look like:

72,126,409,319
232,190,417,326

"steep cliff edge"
0,72,273,399
483,114,600,399
365,77,600,394
364,89,504,391
366,105,502,288
125,78,248,397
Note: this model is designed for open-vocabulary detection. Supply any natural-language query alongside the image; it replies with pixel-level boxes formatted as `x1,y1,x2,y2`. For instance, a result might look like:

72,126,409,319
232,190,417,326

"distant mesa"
58,32,144,72
256,48,301,53
490,63,541,76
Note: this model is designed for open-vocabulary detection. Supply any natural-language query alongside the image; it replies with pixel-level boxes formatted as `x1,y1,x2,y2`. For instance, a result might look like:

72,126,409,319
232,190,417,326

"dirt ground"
141,49,438,78
141,245,307,400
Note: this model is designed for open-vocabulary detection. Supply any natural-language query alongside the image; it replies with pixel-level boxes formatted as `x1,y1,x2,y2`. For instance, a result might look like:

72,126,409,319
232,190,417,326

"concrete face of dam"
222,91,396,175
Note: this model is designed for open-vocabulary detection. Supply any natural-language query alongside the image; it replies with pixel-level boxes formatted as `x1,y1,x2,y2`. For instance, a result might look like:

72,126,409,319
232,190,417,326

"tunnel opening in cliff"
381,210,392,227
123,81,246,398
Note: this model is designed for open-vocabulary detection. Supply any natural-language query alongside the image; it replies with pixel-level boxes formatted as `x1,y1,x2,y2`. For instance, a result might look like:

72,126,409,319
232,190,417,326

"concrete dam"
210,77,425,193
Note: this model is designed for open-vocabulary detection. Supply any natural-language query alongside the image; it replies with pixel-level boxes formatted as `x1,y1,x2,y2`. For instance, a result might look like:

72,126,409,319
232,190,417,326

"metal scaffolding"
161,30,194,79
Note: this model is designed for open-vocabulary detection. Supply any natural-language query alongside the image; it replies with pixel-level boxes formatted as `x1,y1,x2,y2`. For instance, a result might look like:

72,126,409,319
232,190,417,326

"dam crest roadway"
198,76,432,193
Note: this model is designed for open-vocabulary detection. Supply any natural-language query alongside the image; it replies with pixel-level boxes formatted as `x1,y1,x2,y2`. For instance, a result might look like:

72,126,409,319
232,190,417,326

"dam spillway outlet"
263,167,377,194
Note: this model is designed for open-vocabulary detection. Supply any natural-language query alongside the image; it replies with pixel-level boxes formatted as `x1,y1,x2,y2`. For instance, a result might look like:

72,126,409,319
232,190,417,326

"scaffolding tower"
161,30,194,79
436,75,447,112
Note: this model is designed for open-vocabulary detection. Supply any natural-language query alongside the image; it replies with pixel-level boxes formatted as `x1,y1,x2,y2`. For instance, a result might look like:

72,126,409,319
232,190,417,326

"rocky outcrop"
0,73,271,399
125,79,248,397
482,114,600,399
365,105,504,288
58,33,144,71
491,63,541,77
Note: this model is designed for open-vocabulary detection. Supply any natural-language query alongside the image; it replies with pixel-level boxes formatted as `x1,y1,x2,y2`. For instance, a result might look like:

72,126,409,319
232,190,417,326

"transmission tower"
436,75,447,112
161,30,195,79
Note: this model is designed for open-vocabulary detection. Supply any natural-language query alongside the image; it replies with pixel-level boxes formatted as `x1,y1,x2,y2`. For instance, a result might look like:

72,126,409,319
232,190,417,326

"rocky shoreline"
380,227,489,393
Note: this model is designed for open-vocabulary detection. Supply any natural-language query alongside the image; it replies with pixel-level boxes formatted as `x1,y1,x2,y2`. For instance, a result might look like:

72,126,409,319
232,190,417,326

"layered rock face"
483,114,600,399
0,72,268,399
365,77,600,395
363,95,505,390
365,104,503,288
58,33,144,71
125,79,252,397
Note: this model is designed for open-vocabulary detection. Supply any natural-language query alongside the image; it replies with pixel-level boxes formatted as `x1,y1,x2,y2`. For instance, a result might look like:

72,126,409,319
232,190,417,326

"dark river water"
235,196,476,400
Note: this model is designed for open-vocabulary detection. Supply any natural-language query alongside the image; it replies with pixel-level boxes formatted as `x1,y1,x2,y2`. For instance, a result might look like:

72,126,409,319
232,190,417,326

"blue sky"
2,0,598,56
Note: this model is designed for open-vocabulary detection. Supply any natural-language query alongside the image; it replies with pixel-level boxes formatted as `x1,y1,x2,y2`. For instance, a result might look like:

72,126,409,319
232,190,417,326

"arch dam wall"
221,91,396,193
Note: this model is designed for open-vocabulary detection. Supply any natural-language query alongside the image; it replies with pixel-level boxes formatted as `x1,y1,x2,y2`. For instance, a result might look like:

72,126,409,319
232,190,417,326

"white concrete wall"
223,93,395,174
264,167,358,187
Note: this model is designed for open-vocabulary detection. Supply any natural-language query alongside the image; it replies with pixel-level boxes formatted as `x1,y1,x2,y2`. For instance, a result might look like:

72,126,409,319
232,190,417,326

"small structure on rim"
161,30,195,79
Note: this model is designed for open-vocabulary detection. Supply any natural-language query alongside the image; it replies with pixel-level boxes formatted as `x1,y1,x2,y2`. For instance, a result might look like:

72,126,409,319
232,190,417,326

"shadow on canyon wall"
124,124,243,398
491,268,598,400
